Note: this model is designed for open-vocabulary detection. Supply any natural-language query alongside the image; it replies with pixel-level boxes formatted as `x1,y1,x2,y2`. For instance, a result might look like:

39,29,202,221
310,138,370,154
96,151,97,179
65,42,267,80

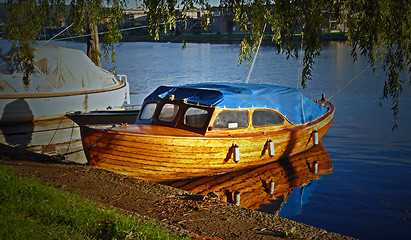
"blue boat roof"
145,83,329,125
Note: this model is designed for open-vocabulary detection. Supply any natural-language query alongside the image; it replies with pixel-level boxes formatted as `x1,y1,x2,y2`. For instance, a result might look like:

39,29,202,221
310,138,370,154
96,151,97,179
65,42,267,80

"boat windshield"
183,107,209,128
213,110,249,129
252,110,284,127
140,102,157,120
159,103,179,122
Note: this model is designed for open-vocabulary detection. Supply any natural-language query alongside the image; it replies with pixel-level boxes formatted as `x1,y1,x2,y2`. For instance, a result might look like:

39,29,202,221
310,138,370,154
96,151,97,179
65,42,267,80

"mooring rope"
301,92,306,124
296,30,304,89
327,63,372,101
47,19,185,42
169,21,200,43
64,117,76,154
39,23,74,46
53,124,124,161
41,115,66,155
245,23,267,84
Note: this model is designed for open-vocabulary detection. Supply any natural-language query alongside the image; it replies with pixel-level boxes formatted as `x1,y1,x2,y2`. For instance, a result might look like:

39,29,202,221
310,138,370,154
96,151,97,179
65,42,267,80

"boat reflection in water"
162,143,332,215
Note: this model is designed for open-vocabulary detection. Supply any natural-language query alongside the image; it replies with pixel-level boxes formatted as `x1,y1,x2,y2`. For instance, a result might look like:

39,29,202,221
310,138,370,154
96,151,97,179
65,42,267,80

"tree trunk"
87,22,102,67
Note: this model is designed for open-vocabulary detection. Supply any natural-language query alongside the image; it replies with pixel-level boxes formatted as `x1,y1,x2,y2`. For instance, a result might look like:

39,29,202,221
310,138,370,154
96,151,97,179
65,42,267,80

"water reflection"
163,143,332,215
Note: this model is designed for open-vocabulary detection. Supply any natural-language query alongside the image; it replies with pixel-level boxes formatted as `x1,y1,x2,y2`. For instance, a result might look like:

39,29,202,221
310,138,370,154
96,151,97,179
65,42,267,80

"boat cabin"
135,83,329,135
137,98,290,135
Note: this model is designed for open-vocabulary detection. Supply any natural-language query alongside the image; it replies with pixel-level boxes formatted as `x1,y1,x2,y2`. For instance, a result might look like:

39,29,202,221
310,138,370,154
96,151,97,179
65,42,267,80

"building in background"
0,4,347,41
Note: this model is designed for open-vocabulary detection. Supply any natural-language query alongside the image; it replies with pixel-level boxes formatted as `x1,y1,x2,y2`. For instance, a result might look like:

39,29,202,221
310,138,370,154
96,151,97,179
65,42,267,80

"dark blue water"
6,40,411,239
115,42,411,240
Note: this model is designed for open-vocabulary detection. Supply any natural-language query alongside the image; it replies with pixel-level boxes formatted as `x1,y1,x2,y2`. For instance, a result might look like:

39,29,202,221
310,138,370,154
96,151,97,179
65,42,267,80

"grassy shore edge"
0,166,191,240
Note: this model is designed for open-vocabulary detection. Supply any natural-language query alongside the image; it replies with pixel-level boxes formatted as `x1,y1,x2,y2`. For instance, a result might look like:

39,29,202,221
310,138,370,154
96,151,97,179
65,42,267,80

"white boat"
0,46,129,124
0,46,129,163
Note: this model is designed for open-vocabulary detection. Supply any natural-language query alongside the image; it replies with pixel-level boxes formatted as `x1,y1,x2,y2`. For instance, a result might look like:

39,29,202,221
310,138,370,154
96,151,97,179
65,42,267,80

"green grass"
0,166,190,239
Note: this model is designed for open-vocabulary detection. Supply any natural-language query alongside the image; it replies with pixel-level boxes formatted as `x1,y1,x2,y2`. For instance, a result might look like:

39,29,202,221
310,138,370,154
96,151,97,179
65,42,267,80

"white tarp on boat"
1,46,118,93
33,46,117,89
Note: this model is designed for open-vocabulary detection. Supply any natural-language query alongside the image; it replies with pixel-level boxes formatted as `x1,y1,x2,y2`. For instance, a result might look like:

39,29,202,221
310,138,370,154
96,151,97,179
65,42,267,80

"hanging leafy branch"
143,0,409,128
6,0,51,89
6,0,126,87
100,0,127,71
144,0,210,49
144,0,177,41
68,0,127,68
217,0,332,87
345,0,411,129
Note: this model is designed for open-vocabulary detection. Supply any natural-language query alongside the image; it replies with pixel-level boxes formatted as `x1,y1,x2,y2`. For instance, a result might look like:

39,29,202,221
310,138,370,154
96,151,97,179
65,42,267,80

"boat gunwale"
0,80,126,99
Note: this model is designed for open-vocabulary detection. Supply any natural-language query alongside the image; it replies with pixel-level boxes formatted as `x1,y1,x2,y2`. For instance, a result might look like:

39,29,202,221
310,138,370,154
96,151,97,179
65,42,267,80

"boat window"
183,107,209,128
213,111,249,129
140,103,157,120
159,103,179,122
252,110,284,127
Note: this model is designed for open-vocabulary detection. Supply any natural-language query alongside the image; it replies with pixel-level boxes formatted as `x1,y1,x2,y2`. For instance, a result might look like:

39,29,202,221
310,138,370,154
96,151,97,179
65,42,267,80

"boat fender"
313,161,318,174
268,139,275,157
313,130,319,146
234,191,241,206
269,181,275,195
233,144,240,163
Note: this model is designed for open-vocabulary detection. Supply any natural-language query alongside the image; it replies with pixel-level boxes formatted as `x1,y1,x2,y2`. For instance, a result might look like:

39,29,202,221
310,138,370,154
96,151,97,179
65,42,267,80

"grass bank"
0,166,189,240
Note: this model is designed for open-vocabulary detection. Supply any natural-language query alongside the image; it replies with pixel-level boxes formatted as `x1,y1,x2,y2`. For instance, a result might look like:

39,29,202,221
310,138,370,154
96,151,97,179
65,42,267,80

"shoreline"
0,143,356,239
121,32,348,44
44,32,347,45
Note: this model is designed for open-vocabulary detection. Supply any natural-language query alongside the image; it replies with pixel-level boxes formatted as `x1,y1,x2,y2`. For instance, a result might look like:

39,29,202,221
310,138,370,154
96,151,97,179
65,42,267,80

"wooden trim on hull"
81,102,334,182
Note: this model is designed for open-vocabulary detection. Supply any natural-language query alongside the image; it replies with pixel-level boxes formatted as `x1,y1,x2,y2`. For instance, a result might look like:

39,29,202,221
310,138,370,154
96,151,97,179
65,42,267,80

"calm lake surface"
6,40,411,239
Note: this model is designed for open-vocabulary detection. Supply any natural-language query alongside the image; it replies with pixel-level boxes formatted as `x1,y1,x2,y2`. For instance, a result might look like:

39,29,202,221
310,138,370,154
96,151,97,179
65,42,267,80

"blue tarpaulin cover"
145,83,329,125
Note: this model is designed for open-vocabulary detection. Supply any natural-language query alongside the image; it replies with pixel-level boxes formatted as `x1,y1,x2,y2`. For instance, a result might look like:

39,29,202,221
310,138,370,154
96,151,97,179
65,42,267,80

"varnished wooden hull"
81,103,334,182
163,143,332,212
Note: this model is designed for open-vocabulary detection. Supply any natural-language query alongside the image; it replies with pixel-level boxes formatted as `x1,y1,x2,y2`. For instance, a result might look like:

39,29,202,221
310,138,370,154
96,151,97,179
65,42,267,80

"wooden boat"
0,46,129,163
163,143,332,213
80,83,335,181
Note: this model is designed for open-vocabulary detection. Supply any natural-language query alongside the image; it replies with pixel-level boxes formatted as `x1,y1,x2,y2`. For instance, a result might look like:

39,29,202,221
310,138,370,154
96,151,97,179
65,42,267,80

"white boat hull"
0,117,86,163
0,81,127,164
0,82,127,125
